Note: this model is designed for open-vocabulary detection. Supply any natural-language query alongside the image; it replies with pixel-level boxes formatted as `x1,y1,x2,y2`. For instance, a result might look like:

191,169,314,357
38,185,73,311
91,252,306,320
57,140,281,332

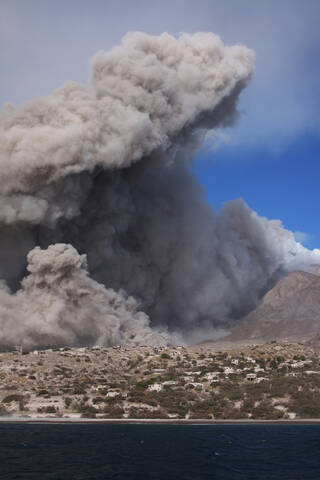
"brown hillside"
227,271,320,342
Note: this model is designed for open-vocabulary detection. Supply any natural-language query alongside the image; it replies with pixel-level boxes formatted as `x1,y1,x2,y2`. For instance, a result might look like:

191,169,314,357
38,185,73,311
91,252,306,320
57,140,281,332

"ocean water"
0,423,320,479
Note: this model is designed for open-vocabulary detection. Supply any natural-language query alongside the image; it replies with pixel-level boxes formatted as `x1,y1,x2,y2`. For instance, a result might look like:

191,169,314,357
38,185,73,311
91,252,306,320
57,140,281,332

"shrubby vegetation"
1,341,320,419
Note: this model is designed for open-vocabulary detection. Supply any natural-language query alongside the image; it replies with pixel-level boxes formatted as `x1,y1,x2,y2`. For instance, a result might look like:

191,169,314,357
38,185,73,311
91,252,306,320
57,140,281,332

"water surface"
1,423,319,479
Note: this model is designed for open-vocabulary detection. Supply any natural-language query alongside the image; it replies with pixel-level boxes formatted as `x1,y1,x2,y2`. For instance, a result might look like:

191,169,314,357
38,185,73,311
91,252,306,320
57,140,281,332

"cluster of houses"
0,340,319,418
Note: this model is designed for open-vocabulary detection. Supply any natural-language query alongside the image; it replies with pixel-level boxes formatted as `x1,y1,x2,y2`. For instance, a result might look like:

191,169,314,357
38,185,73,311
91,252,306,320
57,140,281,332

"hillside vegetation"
1,337,320,420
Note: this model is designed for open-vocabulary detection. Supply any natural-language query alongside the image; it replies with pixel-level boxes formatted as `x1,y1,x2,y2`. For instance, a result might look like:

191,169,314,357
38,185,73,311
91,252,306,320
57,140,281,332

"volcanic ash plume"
0,244,168,350
0,31,319,348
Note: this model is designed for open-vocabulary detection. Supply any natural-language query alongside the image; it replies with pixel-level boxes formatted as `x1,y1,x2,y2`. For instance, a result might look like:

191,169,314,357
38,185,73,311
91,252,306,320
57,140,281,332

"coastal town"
1,337,320,420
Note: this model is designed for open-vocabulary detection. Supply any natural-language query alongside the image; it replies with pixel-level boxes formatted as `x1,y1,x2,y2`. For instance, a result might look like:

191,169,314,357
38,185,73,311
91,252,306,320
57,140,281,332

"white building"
148,383,163,392
106,391,120,398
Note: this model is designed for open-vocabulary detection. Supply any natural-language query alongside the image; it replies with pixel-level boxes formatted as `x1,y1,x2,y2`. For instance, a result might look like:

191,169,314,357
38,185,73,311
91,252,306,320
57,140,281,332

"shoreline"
1,416,320,425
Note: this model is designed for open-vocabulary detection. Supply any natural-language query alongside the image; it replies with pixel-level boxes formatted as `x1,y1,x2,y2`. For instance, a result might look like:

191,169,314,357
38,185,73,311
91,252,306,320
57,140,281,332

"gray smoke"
0,243,168,351
0,32,319,349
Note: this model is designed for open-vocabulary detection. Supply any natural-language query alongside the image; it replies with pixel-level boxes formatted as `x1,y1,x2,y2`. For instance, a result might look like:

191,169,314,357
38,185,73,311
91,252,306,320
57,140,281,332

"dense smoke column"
0,31,319,349
56,149,320,343
0,32,254,281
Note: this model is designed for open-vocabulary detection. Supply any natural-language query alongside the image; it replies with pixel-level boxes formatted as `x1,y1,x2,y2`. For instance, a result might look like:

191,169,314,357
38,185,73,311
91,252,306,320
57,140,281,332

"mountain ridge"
225,270,320,342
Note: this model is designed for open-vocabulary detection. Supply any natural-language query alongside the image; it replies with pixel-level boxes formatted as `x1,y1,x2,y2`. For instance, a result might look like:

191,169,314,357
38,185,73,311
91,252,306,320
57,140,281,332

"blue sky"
1,0,319,248
193,132,320,248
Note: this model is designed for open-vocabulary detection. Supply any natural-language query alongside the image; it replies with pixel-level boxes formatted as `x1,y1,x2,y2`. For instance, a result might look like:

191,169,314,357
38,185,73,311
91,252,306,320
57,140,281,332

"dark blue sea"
1,423,320,479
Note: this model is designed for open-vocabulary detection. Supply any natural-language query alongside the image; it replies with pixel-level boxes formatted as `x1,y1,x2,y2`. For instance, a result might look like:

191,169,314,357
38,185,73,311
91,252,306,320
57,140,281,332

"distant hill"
226,271,320,342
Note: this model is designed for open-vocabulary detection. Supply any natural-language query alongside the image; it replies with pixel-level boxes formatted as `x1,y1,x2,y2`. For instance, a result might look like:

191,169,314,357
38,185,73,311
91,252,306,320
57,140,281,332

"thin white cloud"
204,130,231,153
294,231,315,246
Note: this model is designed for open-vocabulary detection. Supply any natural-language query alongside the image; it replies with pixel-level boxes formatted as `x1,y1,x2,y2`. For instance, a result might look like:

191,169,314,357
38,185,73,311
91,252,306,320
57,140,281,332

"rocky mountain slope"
227,271,320,342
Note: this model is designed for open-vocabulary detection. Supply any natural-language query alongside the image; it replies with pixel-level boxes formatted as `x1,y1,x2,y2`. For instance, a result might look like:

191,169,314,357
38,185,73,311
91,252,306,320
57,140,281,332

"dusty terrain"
1,337,320,420
225,271,320,342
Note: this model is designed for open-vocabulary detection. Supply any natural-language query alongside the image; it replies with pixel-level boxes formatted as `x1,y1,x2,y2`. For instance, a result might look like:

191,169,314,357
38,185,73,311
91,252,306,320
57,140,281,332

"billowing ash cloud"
0,32,319,349
0,244,168,351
